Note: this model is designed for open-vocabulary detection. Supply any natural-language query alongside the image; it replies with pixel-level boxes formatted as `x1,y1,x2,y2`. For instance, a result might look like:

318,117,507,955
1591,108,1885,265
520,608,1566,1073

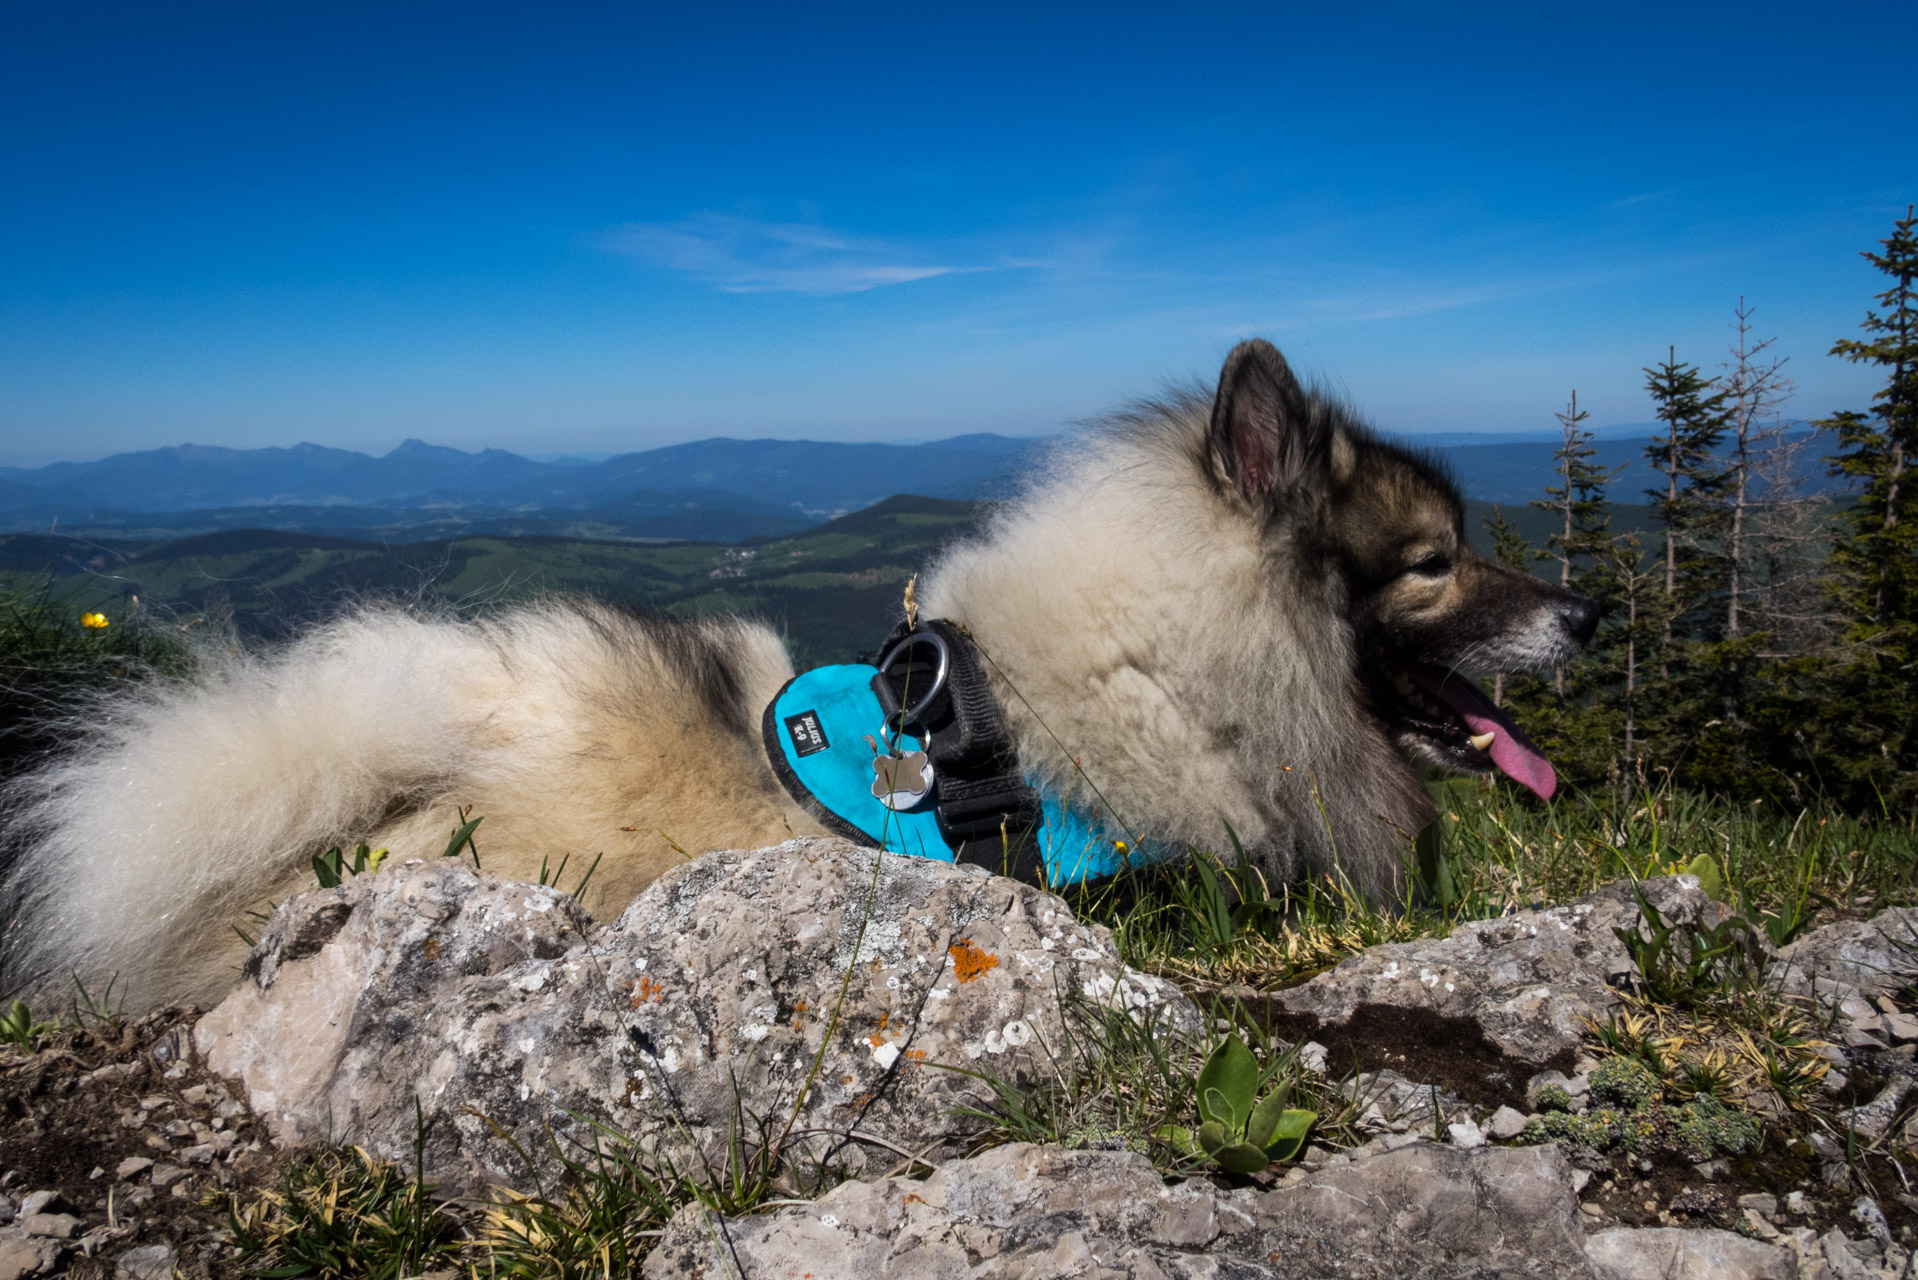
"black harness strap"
864,619,1045,883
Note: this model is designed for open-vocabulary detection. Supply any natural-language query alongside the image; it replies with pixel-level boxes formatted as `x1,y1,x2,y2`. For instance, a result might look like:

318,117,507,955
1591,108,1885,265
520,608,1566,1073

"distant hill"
0,427,1836,547
0,434,1040,542
0,494,1669,667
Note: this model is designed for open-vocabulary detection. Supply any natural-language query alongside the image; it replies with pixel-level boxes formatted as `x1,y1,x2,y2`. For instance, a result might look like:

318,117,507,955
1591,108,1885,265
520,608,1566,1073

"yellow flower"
80,612,109,630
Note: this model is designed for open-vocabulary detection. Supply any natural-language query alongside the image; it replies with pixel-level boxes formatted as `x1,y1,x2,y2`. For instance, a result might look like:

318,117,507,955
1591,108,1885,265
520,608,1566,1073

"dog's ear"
1209,339,1330,502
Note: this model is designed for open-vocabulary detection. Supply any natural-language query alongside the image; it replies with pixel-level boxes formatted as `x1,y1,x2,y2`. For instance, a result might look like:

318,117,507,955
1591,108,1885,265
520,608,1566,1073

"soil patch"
0,1006,285,1279
1241,998,1574,1112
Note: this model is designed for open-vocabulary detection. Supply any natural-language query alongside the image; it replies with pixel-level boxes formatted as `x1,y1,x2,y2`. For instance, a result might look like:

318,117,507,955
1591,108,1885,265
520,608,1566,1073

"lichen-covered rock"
196,838,1197,1194
1770,908,1918,1038
641,1140,1597,1279
1270,876,1723,1061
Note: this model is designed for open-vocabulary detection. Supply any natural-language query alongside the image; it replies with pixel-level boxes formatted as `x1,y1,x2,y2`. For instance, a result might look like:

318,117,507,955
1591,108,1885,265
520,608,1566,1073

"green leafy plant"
311,842,388,890
0,999,56,1050
1613,882,1758,1005
1160,1034,1315,1174
226,1145,461,1279
1410,817,1459,912
443,809,484,870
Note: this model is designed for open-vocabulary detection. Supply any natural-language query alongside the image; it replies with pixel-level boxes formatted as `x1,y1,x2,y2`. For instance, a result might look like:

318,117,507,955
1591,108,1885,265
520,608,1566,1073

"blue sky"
1,2,1912,466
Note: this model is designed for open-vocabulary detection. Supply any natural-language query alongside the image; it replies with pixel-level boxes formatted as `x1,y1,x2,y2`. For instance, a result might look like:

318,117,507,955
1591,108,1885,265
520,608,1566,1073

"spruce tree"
1642,348,1731,647
1531,392,1618,693
1806,205,1918,806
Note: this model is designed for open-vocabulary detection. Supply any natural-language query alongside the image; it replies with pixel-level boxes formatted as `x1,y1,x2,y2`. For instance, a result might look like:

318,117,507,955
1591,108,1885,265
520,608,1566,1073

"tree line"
1489,206,1916,812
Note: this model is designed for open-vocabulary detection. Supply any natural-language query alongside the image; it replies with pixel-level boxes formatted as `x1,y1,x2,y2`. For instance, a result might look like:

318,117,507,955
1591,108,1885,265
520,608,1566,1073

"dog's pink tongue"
1408,666,1557,801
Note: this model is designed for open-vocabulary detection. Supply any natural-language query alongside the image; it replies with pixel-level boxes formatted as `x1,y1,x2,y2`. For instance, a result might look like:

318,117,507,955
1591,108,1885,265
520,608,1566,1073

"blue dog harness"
760,621,1170,886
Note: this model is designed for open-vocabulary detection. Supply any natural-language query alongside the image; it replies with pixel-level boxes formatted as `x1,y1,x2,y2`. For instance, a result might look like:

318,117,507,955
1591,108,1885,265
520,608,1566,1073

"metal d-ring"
878,630,950,730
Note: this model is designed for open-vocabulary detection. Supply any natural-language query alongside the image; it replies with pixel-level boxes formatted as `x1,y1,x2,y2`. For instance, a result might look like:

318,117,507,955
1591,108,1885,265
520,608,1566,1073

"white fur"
4,602,810,1008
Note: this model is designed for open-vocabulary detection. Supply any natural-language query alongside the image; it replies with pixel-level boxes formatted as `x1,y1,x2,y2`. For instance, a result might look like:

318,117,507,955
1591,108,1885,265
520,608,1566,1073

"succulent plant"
1160,1034,1316,1174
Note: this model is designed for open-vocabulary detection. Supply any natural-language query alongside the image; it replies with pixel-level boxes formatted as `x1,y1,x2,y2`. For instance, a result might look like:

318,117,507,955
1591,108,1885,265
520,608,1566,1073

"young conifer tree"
1531,392,1618,696
1642,349,1731,650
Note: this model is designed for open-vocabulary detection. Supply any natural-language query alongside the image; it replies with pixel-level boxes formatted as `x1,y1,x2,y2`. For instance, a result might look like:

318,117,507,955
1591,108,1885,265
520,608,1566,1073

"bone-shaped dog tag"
872,749,935,811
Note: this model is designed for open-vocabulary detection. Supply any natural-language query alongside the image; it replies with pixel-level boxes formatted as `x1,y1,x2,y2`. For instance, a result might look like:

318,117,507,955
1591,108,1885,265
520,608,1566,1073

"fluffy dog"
1,340,1597,1009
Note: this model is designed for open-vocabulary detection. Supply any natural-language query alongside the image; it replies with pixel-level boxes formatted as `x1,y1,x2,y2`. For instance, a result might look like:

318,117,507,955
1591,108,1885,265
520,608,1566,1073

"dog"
0,340,1598,1010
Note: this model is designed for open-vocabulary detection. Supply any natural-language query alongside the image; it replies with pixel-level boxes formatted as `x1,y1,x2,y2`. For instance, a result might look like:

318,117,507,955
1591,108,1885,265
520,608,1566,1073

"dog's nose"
1560,596,1601,647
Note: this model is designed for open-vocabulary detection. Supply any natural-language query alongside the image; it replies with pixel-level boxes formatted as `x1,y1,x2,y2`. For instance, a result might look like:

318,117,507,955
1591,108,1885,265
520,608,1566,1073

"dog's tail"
0,600,791,1011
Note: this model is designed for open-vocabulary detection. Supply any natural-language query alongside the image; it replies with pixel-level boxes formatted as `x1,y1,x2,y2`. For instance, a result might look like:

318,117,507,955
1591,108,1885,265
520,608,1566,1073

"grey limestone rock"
1770,908,1918,1039
641,1140,1596,1279
197,837,1197,1195
1270,876,1723,1061
1584,1227,1796,1280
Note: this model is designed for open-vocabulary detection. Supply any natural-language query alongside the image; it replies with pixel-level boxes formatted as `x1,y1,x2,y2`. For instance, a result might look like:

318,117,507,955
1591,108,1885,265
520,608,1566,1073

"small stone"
1570,1169,1591,1195
1563,1073,1591,1098
20,1213,79,1240
1823,1070,1851,1094
115,1245,178,1280
1580,1202,1604,1217
1743,1208,1781,1240
0,1238,56,1280
1738,1193,1779,1217
87,1167,104,1181
179,1144,215,1165
1446,1120,1486,1149
1382,1131,1424,1151
148,1164,189,1189
114,1158,152,1181
1486,1105,1528,1140
14,1193,58,1219
1786,1190,1811,1215
1885,1012,1918,1041
1694,1159,1728,1181
179,1084,210,1105
1298,1042,1328,1075
1852,1197,1891,1246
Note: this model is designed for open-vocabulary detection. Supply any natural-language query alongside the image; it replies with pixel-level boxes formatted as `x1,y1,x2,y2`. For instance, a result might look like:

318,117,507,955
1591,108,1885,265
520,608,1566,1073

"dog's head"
1207,339,1599,799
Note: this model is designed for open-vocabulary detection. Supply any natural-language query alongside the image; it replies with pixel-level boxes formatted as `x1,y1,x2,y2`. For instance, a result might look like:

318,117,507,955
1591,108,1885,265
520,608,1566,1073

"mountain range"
0,428,1835,543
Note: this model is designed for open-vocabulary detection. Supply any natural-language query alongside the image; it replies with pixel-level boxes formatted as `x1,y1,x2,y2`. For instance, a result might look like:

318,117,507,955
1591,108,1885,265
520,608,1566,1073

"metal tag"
872,749,935,811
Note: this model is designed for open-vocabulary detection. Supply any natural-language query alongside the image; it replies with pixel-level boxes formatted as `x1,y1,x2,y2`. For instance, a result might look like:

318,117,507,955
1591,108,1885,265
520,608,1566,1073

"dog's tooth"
1469,730,1496,752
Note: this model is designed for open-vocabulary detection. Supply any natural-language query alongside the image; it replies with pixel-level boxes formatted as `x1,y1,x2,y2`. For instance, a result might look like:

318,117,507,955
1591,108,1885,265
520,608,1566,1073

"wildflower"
81,612,108,630
1114,840,1129,855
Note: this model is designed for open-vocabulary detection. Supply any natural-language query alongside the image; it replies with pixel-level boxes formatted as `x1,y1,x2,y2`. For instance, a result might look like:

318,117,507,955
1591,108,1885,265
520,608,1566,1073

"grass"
1060,778,1918,997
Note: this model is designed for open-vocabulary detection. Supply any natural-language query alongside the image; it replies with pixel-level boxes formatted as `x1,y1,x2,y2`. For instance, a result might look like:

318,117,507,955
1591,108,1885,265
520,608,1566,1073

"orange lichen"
421,936,440,963
947,938,999,983
629,976,665,1007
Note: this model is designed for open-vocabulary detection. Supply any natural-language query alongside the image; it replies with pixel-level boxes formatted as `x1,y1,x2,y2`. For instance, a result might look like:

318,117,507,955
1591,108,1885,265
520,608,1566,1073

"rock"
1852,1196,1892,1246
1344,1069,1469,1133
1842,1079,1913,1141
1887,1012,1918,1041
1272,877,1723,1061
113,1246,178,1280
1488,1104,1530,1139
1786,1190,1810,1215
1585,1227,1795,1279
0,1237,61,1280
1298,1040,1328,1074
198,839,1199,1195
147,1165,189,1189
642,1140,1593,1278
1771,909,1918,1024
1821,1229,1875,1279
1737,1193,1779,1217
11,1195,56,1220
1447,1118,1486,1148
18,1214,79,1240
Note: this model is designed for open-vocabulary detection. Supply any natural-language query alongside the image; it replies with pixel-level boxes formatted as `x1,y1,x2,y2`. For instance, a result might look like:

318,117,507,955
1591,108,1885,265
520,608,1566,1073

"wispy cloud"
601,213,985,295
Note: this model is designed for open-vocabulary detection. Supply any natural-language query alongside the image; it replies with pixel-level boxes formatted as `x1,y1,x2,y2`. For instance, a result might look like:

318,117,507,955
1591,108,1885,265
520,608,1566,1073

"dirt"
0,1006,284,1279
1222,995,1918,1255
1242,998,1575,1113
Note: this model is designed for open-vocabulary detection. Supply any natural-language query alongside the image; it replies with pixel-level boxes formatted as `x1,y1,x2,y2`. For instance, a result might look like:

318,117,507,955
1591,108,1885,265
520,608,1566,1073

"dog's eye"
1405,554,1452,578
